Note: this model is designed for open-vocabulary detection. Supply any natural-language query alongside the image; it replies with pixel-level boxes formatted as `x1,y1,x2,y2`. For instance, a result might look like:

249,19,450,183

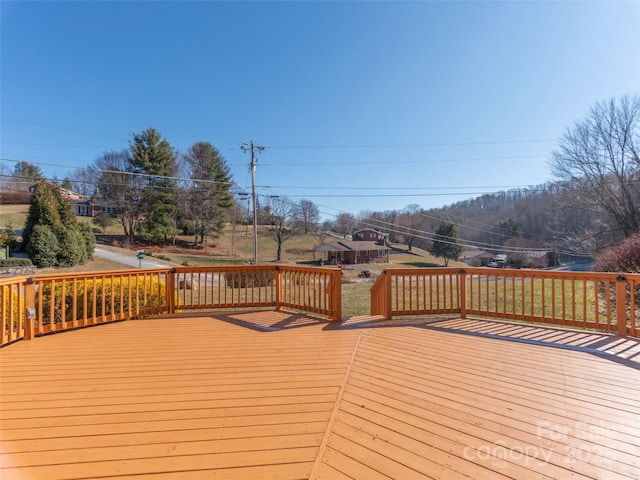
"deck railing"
1,265,342,347
171,265,341,319
371,267,640,337
3,265,638,347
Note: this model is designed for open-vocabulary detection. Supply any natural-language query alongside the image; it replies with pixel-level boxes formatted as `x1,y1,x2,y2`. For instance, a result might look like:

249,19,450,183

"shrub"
91,214,115,234
78,223,96,260
0,224,17,249
1,284,22,334
0,258,33,267
36,275,169,325
593,233,640,273
57,227,86,267
593,233,640,309
27,225,59,268
0,191,32,203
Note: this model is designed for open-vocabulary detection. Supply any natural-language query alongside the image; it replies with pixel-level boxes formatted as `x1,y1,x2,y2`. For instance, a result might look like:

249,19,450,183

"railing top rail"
276,265,341,273
6,265,639,284
0,275,31,287
173,264,341,274
380,266,640,282
381,267,468,276
27,268,173,281
173,265,278,273
462,267,640,281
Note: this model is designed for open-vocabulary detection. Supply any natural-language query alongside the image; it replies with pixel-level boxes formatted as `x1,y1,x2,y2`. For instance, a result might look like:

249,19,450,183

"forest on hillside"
352,182,605,260
356,95,639,260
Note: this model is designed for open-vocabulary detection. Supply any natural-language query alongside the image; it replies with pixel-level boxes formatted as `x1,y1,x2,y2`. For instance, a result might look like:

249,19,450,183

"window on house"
377,250,386,257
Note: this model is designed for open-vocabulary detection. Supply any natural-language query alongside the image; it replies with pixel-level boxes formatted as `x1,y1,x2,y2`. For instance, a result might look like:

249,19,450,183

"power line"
360,215,526,252
260,184,541,191
1,156,557,199
0,116,125,142
264,191,530,198
260,154,547,167
265,139,558,149
414,210,549,247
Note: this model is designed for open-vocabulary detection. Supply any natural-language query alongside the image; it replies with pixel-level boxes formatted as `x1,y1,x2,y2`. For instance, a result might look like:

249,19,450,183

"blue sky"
1,1,639,221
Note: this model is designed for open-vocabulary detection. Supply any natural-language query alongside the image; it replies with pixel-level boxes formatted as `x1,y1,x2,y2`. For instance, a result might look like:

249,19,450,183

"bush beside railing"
371,267,640,337
1,265,343,347
32,270,170,335
1,276,27,346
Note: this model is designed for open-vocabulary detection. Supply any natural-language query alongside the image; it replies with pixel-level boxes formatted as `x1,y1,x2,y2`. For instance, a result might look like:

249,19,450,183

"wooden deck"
1,312,639,480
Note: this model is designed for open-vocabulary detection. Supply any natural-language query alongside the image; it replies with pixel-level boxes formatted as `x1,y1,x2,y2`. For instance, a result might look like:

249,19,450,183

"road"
94,247,173,269
94,248,225,288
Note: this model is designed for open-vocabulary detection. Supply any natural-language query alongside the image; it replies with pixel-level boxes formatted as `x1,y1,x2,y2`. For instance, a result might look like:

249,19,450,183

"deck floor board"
2,314,639,480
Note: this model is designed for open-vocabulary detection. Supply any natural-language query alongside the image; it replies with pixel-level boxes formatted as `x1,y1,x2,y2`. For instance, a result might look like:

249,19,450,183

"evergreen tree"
57,227,86,267
429,219,463,266
129,128,177,245
27,225,59,268
23,181,94,267
23,181,66,247
182,141,233,245
12,161,44,191
79,223,96,260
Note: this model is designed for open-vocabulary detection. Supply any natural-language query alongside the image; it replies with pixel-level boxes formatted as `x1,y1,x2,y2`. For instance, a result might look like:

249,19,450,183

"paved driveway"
94,247,172,269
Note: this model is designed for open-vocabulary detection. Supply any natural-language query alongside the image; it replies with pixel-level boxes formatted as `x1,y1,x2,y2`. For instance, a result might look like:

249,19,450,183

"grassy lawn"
0,203,464,318
468,276,600,320
0,204,29,229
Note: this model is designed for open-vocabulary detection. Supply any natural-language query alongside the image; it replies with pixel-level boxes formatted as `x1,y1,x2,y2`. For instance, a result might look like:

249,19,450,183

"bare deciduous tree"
293,199,320,234
550,95,640,244
92,150,145,247
396,203,424,251
333,212,357,238
265,196,297,261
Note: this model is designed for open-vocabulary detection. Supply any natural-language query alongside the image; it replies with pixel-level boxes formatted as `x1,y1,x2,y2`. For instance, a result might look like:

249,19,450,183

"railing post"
328,269,342,321
275,267,282,311
167,269,176,315
459,269,467,319
384,271,392,320
616,275,627,338
24,277,35,341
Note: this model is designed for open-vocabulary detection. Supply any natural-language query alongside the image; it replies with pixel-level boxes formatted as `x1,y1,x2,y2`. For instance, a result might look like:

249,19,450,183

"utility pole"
240,141,264,264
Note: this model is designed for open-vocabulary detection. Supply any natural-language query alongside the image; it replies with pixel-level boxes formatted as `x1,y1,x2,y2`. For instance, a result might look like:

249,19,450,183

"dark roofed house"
73,198,119,218
462,249,494,267
316,229,389,264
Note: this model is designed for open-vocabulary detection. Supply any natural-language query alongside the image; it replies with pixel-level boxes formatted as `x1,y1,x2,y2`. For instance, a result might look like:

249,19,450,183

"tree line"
1,127,323,263
2,95,637,268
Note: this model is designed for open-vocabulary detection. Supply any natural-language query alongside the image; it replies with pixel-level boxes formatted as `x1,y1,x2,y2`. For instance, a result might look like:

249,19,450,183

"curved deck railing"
1,265,342,347
371,267,640,337
3,265,638,347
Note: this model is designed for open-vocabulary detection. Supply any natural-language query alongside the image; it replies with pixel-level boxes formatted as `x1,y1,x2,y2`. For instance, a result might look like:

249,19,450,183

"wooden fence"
371,267,640,337
1,265,342,347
